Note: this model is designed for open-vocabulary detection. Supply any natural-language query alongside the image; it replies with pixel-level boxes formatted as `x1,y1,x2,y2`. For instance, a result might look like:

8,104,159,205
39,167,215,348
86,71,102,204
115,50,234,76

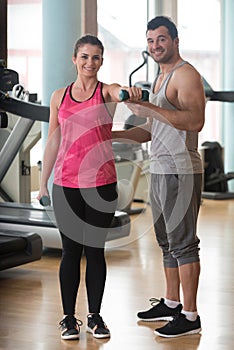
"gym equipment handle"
119,89,149,102
39,195,51,207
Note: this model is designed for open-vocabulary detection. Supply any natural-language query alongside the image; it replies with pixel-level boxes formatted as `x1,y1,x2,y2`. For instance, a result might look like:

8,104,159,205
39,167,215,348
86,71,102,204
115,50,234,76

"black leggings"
52,183,117,315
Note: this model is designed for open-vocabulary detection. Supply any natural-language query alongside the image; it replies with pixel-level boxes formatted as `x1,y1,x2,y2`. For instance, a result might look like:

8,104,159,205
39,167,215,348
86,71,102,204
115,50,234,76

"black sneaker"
137,298,182,322
154,313,202,338
87,314,110,339
59,315,83,340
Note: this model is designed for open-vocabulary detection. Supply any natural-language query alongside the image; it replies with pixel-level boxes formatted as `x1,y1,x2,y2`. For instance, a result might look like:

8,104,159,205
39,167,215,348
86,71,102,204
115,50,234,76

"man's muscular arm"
125,65,205,132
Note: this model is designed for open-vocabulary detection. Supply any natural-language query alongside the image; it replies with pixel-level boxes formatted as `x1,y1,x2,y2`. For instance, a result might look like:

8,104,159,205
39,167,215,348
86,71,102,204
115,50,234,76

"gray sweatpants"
150,173,202,267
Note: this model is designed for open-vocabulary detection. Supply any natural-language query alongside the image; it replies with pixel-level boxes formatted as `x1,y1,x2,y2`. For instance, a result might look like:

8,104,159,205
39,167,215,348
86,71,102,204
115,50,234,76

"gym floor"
0,198,234,350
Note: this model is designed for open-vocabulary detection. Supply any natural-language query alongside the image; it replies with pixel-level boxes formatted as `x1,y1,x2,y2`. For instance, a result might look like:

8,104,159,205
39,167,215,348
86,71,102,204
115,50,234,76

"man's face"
146,26,179,64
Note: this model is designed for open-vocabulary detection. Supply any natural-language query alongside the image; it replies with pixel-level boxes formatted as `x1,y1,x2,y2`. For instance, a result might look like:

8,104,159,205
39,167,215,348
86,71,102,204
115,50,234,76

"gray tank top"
149,61,203,174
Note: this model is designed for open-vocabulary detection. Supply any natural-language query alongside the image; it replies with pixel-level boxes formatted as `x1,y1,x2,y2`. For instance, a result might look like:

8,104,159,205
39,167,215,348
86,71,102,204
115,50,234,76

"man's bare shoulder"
173,62,202,87
178,61,201,77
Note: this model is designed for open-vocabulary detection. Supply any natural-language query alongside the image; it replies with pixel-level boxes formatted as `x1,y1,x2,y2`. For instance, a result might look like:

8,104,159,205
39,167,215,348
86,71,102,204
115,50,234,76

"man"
113,16,205,338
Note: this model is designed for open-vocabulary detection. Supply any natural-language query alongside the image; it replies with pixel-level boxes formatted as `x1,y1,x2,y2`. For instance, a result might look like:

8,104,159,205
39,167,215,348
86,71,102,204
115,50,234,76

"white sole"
138,316,173,322
154,327,202,338
61,334,80,340
87,326,110,339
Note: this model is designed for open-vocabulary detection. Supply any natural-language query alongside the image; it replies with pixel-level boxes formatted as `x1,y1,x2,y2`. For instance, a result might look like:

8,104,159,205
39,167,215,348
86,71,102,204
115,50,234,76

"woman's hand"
36,186,50,202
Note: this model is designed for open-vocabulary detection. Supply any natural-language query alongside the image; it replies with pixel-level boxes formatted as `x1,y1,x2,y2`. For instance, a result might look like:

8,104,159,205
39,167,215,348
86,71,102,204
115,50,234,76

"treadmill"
0,201,130,249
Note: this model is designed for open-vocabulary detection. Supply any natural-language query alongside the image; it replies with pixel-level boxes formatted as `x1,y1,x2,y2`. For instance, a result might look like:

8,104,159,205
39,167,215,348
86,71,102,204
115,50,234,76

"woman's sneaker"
137,298,182,322
154,313,202,338
87,314,110,339
59,315,83,340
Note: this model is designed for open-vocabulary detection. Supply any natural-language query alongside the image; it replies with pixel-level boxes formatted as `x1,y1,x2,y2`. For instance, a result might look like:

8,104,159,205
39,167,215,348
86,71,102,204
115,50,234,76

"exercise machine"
112,50,151,214
0,229,42,271
201,140,234,199
201,78,234,199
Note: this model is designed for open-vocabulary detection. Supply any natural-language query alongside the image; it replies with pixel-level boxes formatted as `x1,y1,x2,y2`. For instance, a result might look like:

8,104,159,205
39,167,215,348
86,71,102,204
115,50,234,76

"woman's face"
72,44,103,76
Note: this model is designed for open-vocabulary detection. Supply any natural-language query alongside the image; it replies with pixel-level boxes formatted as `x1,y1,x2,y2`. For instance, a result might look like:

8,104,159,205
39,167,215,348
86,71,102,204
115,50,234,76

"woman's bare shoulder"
50,86,67,107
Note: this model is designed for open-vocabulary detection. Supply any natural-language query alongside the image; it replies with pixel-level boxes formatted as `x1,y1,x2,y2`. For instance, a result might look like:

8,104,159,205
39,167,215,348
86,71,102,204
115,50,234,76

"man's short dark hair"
147,16,178,40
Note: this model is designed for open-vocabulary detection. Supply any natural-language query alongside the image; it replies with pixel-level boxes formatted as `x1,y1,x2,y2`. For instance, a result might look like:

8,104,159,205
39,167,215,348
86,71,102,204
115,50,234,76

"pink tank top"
53,81,117,188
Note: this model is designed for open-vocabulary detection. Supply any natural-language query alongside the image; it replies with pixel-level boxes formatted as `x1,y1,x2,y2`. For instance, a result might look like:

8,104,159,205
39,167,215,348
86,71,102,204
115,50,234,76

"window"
97,0,148,85
97,0,148,129
7,0,42,100
178,0,221,144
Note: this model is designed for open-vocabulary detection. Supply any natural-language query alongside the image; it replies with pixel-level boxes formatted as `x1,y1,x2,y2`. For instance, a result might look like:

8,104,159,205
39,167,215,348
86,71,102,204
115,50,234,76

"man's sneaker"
154,313,202,338
137,298,182,322
87,314,110,339
59,315,83,340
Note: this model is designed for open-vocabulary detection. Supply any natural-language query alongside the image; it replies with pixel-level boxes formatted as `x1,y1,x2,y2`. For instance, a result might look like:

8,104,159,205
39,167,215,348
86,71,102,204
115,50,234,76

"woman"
37,35,142,340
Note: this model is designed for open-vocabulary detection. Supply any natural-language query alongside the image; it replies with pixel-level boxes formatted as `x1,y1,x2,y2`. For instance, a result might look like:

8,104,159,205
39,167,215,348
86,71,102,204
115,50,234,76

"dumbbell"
39,195,51,207
119,89,149,102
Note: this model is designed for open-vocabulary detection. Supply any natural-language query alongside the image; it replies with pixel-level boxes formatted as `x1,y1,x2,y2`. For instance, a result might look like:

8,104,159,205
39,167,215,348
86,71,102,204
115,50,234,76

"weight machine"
201,78,234,199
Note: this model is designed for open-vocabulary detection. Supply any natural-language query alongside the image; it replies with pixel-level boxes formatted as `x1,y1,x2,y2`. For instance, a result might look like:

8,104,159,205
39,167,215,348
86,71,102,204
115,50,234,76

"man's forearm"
112,125,151,144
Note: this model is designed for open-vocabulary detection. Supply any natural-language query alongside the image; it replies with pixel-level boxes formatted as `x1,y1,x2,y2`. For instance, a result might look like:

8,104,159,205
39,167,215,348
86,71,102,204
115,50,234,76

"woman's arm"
103,83,143,103
37,89,63,200
102,82,151,142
